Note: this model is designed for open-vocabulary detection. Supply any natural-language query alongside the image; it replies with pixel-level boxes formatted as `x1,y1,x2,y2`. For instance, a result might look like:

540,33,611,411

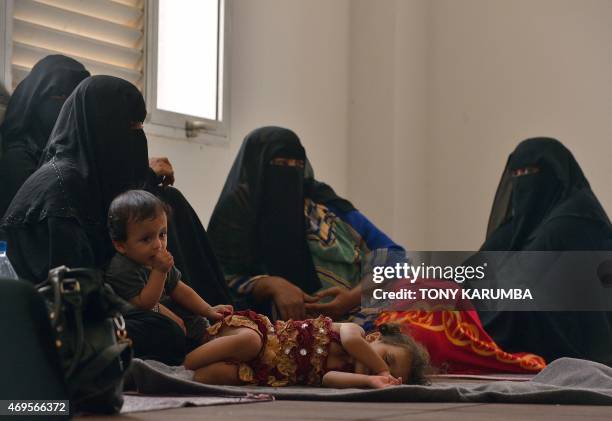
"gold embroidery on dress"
207,313,336,386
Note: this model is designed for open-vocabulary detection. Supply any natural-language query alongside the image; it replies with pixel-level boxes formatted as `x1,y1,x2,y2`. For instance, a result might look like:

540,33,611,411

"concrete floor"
79,400,612,421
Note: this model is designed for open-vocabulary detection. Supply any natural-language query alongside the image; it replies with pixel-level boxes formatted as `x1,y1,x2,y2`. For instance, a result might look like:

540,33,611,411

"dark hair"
108,190,171,241
378,323,431,385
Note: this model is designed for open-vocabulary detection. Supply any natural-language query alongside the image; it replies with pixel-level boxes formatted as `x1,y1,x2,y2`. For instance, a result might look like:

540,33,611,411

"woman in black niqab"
480,137,612,365
3,75,149,275
212,128,314,294
1,75,186,364
0,55,90,218
209,126,365,320
483,137,609,251
209,127,355,293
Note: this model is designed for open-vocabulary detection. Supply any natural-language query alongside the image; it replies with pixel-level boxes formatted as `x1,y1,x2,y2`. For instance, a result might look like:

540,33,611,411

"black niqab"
2,75,149,278
479,137,612,366
208,126,354,294
0,55,90,217
483,137,609,251
0,75,197,364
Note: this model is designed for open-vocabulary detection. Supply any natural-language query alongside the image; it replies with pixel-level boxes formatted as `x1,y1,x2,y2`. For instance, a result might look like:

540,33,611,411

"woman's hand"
304,286,357,320
253,276,318,320
149,157,175,186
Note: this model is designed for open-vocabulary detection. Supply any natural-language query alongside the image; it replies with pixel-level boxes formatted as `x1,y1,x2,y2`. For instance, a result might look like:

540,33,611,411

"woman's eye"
141,237,150,243
160,232,167,239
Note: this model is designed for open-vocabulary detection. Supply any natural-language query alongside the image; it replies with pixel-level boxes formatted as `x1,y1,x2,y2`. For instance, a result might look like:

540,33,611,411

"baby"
184,310,430,388
105,189,232,344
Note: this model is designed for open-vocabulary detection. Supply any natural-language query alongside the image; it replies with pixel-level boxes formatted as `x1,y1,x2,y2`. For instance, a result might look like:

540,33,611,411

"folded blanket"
127,357,612,405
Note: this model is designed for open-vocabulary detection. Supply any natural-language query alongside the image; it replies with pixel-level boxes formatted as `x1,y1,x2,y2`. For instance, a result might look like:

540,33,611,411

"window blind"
11,0,144,90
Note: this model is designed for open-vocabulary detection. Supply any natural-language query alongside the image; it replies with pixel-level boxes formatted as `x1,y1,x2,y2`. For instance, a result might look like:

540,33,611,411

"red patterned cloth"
206,310,347,386
375,310,546,374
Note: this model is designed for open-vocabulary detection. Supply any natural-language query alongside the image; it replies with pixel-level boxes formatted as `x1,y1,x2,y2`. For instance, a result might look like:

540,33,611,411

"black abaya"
0,55,89,218
480,137,612,365
208,126,355,295
1,76,185,364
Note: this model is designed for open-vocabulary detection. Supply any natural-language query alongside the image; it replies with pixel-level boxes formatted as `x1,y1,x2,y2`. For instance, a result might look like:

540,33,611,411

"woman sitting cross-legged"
208,126,405,325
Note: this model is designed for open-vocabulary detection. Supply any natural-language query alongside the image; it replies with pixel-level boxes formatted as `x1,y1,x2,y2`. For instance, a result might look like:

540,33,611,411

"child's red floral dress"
205,310,350,386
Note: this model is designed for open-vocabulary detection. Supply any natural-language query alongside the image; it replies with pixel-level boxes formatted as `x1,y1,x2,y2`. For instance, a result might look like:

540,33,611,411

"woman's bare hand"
254,276,318,320
149,157,175,186
305,286,356,320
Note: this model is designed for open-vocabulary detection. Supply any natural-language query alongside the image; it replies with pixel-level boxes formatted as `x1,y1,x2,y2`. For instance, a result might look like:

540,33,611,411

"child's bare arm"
129,269,167,310
338,323,389,375
129,249,174,310
183,327,261,370
170,281,232,321
322,371,400,389
194,362,242,385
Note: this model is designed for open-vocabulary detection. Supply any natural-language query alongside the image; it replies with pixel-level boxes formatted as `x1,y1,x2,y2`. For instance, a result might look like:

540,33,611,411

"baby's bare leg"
183,327,262,370
193,362,241,385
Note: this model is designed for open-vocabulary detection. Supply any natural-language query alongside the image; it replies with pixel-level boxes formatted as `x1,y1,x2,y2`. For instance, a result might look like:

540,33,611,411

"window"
0,0,228,141
145,0,228,140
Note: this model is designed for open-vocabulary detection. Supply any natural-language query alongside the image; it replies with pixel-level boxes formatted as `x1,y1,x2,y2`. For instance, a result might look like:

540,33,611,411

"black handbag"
37,266,133,414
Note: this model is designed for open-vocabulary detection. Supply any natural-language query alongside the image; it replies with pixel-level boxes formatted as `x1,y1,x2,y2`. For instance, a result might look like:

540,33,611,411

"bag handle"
36,266,64,328
38,266,86,378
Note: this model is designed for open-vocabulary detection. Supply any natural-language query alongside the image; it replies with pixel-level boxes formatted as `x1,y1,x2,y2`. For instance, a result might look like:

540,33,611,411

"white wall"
428,0,612,250
147,0,351,225
347,0,430,250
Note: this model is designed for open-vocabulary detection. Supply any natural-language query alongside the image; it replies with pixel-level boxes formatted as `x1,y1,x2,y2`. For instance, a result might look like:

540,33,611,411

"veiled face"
511,166,540,177
2,55,89,149
270,157,305,168
35,95,68,139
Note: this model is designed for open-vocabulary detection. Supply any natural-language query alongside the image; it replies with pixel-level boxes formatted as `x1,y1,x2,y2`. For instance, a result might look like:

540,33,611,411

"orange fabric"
376,310,546,374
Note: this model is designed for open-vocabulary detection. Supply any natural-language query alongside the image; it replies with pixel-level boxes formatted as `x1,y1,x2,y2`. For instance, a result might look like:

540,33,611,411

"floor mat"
127,357,612,405
121,393,273,413
430,373,533,382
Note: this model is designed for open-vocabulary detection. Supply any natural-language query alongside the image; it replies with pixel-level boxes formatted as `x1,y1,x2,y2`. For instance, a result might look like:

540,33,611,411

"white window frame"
143,0,230,145
0,0,230,145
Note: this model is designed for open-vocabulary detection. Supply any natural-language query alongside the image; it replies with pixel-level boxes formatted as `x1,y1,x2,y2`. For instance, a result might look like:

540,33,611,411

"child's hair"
378,323,431,385
107,190,171,241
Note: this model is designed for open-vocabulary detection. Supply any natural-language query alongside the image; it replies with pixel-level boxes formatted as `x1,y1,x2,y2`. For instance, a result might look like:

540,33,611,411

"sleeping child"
184,310,430,388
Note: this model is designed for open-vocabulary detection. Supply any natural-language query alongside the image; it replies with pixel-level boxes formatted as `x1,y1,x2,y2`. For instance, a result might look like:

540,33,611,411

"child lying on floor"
184,310,430,388
105,190,233,346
